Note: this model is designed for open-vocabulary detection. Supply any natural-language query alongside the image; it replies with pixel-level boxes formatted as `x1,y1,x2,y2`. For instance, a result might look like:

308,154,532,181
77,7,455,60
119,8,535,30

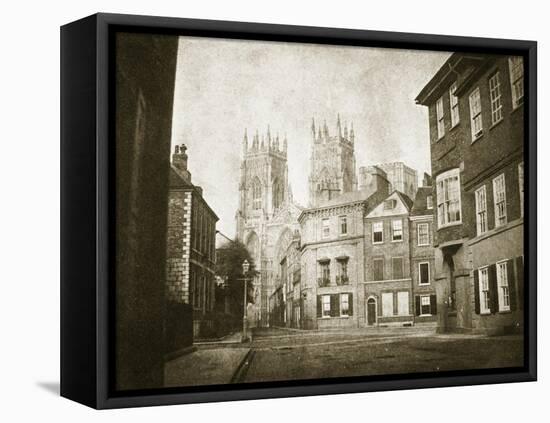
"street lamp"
241,260,250,342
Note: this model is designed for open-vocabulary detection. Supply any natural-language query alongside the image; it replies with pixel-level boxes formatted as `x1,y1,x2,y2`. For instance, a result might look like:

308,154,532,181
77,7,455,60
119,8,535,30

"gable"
366,192,409,218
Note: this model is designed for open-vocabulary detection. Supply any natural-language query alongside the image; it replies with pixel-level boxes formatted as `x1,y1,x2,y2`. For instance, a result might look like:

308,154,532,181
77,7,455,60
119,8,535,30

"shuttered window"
382,293,393,317
392,257,404,279
397,291,409,316
373,258,384,281
322,295,331,317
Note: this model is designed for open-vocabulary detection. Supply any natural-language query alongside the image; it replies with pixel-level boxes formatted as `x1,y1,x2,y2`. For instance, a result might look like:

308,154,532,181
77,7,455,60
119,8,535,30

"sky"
171,36,451,239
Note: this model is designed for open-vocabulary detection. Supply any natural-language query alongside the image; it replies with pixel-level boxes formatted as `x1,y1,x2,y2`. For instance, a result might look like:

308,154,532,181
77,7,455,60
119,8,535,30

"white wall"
1,0,546,422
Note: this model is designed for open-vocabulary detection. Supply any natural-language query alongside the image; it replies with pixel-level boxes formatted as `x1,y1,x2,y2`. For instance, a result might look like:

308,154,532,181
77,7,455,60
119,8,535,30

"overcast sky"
171,36,451,239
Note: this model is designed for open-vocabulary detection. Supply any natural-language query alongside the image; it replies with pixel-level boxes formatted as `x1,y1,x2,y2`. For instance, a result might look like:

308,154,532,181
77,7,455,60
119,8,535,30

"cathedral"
235,116,359,327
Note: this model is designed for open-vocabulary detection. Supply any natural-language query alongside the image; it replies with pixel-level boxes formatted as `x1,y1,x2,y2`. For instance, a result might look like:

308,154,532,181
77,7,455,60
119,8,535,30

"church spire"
243,128,248,154
337,114,342,138
350,122,355,143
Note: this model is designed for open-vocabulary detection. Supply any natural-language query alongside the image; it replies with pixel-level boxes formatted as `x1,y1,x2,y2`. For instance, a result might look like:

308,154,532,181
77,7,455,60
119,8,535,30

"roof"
364,190,413,219
410,186,433,216
169,166,193,189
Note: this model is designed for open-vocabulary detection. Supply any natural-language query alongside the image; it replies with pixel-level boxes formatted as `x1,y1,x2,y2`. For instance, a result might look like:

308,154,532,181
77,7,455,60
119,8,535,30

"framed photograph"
60,13,537,409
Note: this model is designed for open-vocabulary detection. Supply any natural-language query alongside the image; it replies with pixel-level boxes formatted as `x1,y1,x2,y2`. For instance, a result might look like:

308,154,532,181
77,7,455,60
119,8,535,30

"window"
417,223,429,246
384,199,397,210
339,216,348,235
397,291,409,316
436,96,445,139
322,218,330,238
508,57,524,109
489,72,503,125
373,258,384,281
436,169,462,227
337,260,349,285
475,185,488,235
518,162,524,217
340,293,350,317
392,219,403,241
322,295,331,318
372,221,383,244
469,87,483,141
426,195,433,210
392,257,404,279
420,296,431,315
479,267,490,314
449,82,460,127
273,179,283,210
497,261,510,312
382,292,393,317
252,178,262,210
319,261,330,286
493,174,507,227
419,262,430,285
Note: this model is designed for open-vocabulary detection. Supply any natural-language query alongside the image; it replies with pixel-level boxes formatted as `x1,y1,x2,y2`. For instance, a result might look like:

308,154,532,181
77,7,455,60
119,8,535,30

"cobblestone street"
234,327,523,383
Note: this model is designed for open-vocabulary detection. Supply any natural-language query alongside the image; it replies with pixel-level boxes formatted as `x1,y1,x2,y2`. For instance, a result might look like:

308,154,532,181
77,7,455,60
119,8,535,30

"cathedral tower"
308,115,358,207
236,126,289,239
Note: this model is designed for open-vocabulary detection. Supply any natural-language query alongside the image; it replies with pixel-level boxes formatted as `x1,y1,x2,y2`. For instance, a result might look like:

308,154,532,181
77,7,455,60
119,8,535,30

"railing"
317,277,331,287
335,275,350,285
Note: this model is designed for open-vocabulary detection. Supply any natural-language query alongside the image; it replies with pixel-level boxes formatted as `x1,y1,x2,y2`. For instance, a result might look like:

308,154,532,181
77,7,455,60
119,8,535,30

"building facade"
409,186,437,325
363,191,414,326
235,127,303,327
416,53,524,334
166,144,219,338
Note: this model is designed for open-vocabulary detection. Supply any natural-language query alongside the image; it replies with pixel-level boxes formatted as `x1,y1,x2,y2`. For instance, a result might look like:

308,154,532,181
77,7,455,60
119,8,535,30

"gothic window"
252,177,262,210
273,178,283,210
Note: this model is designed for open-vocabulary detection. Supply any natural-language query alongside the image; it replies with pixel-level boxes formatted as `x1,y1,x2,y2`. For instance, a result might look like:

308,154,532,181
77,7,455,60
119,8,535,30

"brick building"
363,191,414,326
416,53,524,334
166,144,219,338
410,186,437,324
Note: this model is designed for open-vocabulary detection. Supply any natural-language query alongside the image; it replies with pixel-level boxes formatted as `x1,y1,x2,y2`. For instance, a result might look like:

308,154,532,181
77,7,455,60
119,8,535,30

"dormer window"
384,199,397,210
427,195,433,209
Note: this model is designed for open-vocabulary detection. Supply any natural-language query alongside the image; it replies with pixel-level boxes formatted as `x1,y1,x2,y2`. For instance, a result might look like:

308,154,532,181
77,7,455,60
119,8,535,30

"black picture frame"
60,12,537,409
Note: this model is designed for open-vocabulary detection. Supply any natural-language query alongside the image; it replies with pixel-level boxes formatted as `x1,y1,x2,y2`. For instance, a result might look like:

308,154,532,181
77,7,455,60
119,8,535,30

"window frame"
418,261,430,286
381,292,393,317
436,168,462,228
496,260,510,312
508,56,524,109
321,294,331,318
449,82,460,128
469,87,483,142
479,266,491,314
417,222,430,246
372,221,384,244
493,173,507,228
321,218,330,239
488,71,503,125
373,258,384,281
420,295,432,316
436,95,445,140
339,215,348,236
392,256,404,280
340,293,350,317
475,185,488,236
518,162,524,218
391,218,403,242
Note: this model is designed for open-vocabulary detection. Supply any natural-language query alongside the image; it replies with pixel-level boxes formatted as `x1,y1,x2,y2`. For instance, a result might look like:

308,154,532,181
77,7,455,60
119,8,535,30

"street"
232,327,524,383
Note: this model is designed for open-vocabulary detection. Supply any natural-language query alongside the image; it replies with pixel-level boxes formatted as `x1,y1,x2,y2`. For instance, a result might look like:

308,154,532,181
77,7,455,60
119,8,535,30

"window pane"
419,262,429,284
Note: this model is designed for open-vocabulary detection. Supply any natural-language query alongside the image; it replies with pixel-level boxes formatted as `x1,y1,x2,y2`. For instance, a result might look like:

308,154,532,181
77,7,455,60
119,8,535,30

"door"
367,298,377,325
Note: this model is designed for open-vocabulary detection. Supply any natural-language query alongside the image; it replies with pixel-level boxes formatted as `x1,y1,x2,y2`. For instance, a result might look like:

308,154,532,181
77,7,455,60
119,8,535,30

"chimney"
172,144,191,182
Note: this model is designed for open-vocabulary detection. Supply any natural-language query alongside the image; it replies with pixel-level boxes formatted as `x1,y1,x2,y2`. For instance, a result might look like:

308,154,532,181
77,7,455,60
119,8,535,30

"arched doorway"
366,297,377,326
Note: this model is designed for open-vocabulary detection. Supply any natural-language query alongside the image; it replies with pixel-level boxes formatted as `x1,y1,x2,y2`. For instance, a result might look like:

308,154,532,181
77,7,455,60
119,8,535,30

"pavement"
163,327,524,387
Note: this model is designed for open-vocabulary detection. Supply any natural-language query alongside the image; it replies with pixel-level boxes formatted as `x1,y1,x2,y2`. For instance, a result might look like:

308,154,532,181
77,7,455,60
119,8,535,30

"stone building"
235,127,303,327
308,116,358,207
166,144,218,337
363,191,414,326
376,162,418,201
416,53,524,334
410,186,437,325
114,32,178,390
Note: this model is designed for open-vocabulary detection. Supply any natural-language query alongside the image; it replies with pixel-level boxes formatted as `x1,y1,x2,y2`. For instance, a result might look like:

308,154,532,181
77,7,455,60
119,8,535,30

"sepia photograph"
114,31,526,392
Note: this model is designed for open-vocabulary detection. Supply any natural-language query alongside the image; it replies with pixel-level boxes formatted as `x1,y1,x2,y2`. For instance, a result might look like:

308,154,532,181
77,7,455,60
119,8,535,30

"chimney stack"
172,144,191,182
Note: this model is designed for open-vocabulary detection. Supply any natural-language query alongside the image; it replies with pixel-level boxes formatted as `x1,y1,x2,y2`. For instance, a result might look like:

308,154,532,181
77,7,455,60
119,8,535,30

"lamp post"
242,260,250,342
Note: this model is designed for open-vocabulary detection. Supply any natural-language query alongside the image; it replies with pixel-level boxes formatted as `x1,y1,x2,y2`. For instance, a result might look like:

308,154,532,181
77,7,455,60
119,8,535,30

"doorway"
367,297,377,326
